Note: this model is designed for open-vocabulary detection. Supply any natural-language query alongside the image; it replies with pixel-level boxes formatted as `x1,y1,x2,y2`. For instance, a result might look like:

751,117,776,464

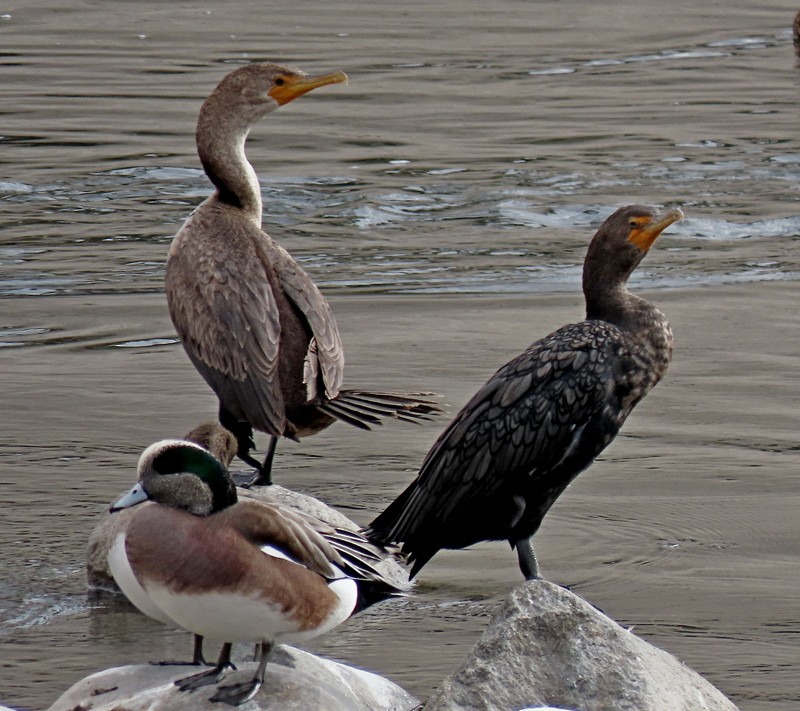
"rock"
87,481,409,592
425,580,738,711
48,645,419,711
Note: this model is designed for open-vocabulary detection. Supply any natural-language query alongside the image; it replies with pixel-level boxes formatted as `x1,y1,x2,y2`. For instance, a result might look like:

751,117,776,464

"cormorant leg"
218,407,262,468
515,537,540,580
175,642,235,691
151,633,207,666
247,436,277,487
210,640,273,706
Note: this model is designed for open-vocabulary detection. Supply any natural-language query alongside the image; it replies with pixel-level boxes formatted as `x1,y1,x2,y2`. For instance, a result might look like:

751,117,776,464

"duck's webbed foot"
151,634,208,667
209,678,262,706
210,640,272,706
175,642,235,691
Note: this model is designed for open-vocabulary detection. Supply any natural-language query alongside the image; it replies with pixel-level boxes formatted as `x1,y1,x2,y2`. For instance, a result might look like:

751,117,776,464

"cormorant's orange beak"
628,207,684,251
269,70,348,106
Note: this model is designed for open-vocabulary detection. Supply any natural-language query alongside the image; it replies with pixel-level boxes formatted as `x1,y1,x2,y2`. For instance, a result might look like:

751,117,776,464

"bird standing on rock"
165,63,441,486
108,438,406,706
366,205,683,580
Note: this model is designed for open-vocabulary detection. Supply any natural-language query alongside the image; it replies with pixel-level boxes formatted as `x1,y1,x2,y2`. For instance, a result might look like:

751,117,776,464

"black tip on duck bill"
628,207,684,252
110,482,149,513
269,70,348,106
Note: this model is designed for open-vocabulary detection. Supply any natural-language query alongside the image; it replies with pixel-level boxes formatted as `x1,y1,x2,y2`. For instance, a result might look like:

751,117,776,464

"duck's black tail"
324,527,411,611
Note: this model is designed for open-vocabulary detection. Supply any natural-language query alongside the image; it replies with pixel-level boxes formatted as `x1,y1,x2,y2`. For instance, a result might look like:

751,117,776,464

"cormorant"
165,63,441,486
366,205,683,579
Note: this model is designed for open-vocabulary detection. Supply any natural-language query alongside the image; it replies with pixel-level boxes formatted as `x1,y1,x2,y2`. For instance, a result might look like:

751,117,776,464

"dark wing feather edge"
368,322,630,547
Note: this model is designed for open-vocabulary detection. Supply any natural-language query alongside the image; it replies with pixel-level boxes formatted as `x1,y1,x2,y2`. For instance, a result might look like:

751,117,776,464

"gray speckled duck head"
111,439,237,516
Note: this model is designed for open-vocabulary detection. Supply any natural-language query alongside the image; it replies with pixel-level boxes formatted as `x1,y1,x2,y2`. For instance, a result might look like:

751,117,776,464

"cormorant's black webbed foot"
231,457,267,488
219,408,267,484
245,436,277,487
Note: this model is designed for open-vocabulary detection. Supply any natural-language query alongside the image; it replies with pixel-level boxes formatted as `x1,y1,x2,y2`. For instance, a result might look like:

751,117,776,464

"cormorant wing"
166,212,287,436
269,240,345,399
375,321,629,540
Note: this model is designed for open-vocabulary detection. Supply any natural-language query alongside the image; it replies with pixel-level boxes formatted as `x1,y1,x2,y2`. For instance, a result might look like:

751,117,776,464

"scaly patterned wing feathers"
372,321,629,542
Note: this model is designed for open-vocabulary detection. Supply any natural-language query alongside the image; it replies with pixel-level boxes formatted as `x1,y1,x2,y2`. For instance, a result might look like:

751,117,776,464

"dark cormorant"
366,205,683,579
165,63,441,486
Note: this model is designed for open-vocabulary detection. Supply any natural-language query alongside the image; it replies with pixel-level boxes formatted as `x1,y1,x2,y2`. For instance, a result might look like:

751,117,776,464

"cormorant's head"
199,62,348,130
583,205,683,295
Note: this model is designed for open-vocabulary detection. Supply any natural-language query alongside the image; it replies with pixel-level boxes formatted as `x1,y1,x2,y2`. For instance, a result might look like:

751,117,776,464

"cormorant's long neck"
196,102,263,225
584,279,634,326
584,269,672,376
583,263,664,338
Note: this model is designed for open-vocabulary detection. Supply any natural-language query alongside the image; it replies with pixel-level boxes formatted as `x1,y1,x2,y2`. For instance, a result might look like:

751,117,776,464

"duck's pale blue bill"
110,482,149,512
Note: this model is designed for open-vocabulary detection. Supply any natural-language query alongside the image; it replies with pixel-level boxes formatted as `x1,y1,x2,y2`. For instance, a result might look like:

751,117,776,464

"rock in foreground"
425,580,738,711
49,645,419,711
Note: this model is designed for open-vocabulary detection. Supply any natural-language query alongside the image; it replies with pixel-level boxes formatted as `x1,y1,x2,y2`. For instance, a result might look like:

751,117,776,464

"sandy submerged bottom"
0,281,798,710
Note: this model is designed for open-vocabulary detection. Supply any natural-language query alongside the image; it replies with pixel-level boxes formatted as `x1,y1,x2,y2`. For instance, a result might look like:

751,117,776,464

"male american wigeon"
108,438,404,706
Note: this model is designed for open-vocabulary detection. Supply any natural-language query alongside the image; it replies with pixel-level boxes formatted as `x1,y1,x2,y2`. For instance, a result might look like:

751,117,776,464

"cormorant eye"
629,219,638,228
274,77,285,86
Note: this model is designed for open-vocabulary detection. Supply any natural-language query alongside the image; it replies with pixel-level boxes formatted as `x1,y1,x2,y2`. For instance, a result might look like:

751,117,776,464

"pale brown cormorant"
366,205,683,579
165,63,441,485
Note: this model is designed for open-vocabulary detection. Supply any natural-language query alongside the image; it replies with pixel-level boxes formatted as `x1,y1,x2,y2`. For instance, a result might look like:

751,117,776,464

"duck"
165,62,442,486
366,205,683,580
108,437,405,705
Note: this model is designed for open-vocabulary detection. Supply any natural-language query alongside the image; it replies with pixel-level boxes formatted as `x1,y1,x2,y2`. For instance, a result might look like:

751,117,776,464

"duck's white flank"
122,543,358,644
259,543,358,637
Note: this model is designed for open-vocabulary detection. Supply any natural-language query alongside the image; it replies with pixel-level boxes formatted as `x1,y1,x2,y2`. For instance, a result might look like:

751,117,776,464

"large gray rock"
425,580,738,711
49,645,419,711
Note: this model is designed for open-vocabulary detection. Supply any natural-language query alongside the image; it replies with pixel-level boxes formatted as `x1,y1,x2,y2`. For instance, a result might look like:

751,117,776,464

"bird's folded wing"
166,219,286,435
269,240,345,399
225,500,344,579
386,323,622,531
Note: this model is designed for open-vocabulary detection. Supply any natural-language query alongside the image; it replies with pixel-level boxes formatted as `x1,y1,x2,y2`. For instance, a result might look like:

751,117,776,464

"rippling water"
1,1,799,709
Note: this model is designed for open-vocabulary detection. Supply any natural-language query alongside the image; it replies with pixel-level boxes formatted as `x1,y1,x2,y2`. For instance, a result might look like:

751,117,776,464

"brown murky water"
1,1,799,709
